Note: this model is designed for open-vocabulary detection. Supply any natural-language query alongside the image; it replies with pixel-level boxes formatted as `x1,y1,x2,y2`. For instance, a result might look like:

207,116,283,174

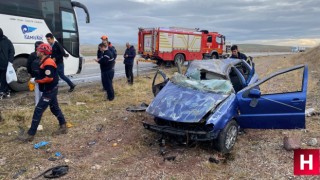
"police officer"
19,43,67,142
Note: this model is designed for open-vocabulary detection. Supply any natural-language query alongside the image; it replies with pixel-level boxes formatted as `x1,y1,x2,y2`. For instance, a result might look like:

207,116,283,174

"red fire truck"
138,27,227,65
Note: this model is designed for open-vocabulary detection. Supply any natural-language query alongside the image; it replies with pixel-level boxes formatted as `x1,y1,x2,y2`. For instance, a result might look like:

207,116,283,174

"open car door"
236,65,308,129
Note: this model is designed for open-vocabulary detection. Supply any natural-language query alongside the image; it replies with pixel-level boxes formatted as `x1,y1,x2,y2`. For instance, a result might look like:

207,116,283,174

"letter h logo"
294,149,320,175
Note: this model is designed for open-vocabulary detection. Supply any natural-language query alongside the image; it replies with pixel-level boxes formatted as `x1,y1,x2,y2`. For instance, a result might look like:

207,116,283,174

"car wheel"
215,120,238,153
9,57,30,91
174,54,185,67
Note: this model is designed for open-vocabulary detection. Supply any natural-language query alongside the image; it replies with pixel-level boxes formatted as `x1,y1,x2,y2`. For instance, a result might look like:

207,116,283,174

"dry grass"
0,48,320,179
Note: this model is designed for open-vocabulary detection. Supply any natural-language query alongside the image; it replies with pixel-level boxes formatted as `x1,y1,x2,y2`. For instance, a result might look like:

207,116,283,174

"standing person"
98,35,109,59
0,28,15,99
27,41,43,105
45,33,76,92
99,35,117,61
19,43,67,142
123,42,136,85
95,42,115,101
230,45,247,60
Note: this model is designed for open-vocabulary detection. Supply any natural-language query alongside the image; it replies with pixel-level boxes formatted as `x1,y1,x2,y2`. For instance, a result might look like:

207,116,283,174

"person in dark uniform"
27,41,43,105
45,33,76,92
19,43,68,142
0,28,15,99
123,42,136,85
95,42,115,101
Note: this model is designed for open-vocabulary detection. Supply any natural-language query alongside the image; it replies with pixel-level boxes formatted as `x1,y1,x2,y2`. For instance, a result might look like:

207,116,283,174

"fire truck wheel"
174,54,185,66
211,53,219,59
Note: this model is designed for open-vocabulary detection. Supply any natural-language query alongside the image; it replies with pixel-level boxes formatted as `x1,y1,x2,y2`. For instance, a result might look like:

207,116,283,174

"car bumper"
142,122,220,141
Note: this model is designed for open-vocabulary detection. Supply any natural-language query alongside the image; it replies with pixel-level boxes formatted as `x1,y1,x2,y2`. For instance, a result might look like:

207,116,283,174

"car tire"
215,120,238,154
9,57,30,91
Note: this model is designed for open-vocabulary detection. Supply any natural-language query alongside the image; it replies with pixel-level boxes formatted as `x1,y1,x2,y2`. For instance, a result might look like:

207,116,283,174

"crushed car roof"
186,58,242,77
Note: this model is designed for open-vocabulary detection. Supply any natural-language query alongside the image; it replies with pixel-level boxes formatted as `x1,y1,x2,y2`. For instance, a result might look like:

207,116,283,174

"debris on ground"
76,102,86,106
96,124,104,132
33,165,69,179
163,156,176,162
126,102,148,112
305,108,319,117
34,141,49,149
283,136,301,151
88,141,96,146
208,157,220,164
307,138,318,147
0,157,6,166
12,168,27,179
66,122,74,128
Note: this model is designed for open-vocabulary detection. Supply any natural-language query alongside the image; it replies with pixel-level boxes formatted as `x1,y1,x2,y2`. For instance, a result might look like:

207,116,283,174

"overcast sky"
74,0,320,47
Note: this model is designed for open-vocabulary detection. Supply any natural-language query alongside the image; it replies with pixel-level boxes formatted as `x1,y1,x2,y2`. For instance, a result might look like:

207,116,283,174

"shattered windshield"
171,73,233,94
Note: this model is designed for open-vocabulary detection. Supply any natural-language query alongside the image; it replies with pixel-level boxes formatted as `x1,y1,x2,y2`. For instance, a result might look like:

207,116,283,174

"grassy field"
0,46,319,179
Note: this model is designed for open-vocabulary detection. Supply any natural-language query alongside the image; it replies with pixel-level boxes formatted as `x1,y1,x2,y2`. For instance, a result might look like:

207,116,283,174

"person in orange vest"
19,43,67,142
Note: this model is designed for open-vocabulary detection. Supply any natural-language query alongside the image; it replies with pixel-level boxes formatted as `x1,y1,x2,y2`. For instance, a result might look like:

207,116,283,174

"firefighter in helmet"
19,43,68,142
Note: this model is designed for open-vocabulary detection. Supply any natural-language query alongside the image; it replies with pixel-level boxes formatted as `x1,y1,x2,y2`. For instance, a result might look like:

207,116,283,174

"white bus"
0,0,90,91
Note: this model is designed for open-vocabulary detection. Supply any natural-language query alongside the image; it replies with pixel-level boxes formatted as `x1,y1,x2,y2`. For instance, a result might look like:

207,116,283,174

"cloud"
75,0,320,47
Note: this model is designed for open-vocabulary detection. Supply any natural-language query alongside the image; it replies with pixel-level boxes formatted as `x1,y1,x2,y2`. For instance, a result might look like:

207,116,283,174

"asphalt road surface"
66,52,293,85
68,56,157,84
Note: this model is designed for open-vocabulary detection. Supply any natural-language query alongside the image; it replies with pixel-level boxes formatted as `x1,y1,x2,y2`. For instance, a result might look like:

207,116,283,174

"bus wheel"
9,57,30,91
174,54,185,67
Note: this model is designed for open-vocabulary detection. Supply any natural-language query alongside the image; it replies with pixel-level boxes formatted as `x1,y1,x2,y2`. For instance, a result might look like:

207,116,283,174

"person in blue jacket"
123,42,136,85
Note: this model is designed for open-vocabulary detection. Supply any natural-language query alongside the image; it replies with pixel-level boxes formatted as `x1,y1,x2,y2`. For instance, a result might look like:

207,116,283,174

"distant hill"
237,44,293,52
80,43,296,56
81,43,135,56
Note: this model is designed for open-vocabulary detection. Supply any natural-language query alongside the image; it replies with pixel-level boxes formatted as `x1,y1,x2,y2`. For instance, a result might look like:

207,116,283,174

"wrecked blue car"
143,59,308,153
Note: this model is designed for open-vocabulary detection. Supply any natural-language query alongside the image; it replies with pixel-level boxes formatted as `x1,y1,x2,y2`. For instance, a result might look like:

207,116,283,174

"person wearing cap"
19,43,68,142
98,35,109,59
45,33,76,92
27,41,44,105
95,42,115,101
0,28,15,99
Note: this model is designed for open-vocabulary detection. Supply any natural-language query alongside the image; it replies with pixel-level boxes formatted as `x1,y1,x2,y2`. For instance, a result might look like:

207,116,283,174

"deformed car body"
143,59,308,153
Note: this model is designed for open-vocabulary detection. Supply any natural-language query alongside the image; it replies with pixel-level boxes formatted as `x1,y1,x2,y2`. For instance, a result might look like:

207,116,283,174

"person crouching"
19,43,68,142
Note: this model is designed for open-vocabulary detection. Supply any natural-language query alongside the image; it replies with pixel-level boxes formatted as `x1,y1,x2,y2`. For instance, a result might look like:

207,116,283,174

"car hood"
146,81,231,123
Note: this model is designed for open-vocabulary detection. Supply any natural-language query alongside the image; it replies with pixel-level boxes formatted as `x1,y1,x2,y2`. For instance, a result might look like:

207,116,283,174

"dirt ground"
0,50,319,179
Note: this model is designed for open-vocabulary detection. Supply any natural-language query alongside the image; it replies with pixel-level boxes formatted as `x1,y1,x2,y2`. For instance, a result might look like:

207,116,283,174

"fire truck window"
216,37,222,44
207,36,212,43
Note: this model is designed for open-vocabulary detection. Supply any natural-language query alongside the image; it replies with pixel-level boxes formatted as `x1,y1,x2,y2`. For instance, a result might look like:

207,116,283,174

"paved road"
68,56,157,84
66,52,293,85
